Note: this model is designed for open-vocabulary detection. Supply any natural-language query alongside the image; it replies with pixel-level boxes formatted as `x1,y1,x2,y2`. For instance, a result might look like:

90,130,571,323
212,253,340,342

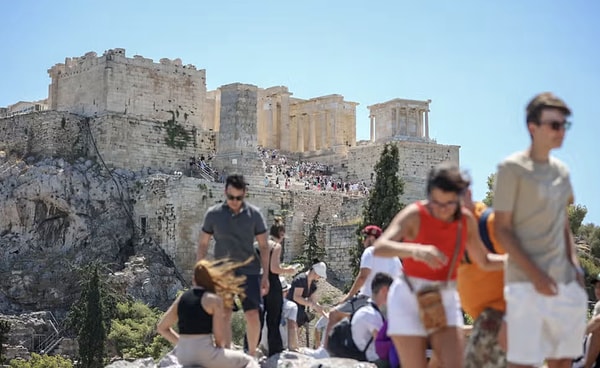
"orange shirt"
456,202,506,319
402,201,468,281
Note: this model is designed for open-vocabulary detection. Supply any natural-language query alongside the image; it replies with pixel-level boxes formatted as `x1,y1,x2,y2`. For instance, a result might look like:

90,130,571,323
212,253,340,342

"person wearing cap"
286,261,327,329
197,174,270,358
493,93,587,368
573,274,600,368
324,224,402,349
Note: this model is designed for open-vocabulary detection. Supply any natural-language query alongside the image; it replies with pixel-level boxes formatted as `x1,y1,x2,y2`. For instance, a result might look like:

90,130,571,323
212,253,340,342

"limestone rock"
0,157,184,313
105,357,157,368
262,351,376,368
104,350,376,368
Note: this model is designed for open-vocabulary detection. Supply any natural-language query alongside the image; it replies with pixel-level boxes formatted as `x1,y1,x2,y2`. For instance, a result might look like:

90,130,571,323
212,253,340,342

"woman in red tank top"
373,162,506,368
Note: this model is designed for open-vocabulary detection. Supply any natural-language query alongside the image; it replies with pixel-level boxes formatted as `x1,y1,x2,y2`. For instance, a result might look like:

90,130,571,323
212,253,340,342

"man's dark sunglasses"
538,120,572,131
226,194,244,201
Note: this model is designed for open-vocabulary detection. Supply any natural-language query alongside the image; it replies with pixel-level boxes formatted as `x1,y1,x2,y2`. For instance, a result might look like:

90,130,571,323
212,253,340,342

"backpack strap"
478,208,496,254
355,301,385,354
463,208,495,264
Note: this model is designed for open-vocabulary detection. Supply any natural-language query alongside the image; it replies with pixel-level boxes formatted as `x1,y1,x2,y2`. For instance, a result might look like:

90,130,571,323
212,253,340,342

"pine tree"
350,143,404,278
482,173,496,207
0,319,10,364
294,206,325,268
77,265,105,368
66,263,119,368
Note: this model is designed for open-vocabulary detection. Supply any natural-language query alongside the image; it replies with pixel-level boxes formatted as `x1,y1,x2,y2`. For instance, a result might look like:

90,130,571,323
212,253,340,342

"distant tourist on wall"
197,174,270,358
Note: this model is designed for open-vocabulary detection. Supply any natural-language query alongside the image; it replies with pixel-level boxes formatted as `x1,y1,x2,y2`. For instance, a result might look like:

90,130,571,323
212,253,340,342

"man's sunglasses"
538,120,572,131
226,194,244,201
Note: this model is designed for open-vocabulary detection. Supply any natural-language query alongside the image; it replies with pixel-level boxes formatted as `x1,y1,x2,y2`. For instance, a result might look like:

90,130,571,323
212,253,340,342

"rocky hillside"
0,155,184,315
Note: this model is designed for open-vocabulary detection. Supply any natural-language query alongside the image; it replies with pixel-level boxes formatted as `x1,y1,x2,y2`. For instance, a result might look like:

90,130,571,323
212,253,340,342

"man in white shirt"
351,272,393,362
324,225,402,347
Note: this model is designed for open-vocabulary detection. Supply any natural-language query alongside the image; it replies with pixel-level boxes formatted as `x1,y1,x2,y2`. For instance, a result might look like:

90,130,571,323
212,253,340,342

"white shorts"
386,277,463,337
505,281,588,365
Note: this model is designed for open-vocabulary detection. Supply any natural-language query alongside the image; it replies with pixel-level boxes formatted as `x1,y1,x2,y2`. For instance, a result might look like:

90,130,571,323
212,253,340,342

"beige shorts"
177,335,258,368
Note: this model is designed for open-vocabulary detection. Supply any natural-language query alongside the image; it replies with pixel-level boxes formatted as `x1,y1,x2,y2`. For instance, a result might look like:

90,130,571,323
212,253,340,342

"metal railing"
33,312,65,355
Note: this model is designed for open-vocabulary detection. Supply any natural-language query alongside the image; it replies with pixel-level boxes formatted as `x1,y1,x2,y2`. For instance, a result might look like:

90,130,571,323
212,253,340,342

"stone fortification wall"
213,83,264,186
0,111,217,173
88,114,216,172
133,175,213,281
346,140,460,203
0,111,87,161
133,176,366,282
326,225,359,283
48,48,207,128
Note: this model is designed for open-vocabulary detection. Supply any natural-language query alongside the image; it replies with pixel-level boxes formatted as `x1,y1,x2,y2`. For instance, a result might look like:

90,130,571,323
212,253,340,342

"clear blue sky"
1,0,598,224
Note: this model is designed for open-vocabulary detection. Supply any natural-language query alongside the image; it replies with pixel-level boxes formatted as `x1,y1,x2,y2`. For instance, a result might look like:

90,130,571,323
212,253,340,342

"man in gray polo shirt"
197,174,270,358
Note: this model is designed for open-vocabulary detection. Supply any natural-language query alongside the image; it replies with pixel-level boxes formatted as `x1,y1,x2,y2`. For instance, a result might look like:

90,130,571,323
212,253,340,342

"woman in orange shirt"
373,162,506,368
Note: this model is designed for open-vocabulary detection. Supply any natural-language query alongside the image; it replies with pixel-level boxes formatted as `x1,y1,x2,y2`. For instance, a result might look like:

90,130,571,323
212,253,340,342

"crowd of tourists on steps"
157,93,597,368
258,146,372,196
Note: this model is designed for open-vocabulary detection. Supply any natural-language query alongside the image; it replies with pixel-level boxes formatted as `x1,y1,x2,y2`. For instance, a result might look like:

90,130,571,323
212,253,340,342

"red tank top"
402,201,468,281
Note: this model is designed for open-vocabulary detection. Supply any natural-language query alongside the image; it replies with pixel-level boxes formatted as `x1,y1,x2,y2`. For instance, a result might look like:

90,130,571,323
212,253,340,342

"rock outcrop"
0,156,185,314
104,351,377,368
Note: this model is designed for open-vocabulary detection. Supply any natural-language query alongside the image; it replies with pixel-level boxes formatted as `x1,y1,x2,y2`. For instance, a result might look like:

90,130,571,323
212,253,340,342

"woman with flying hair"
373,162,506,368
157,258,259,368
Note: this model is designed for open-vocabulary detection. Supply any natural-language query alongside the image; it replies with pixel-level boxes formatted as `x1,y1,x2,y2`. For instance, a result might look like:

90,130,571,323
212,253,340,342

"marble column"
308,113,316,151
267,100,274,148
298,114,305,152
425,110,430,139
319,112,327,150
370,115,375,142
329,111,336,147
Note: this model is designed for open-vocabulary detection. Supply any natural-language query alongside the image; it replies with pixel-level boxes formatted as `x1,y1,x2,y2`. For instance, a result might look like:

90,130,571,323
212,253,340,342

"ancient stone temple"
368,98,431,142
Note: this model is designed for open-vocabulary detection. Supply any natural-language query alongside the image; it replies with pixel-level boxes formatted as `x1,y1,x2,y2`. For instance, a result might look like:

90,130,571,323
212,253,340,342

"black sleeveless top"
177,288,212,334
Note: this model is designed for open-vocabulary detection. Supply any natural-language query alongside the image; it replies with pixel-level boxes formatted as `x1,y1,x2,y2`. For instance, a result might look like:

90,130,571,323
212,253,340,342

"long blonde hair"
193,257,252,309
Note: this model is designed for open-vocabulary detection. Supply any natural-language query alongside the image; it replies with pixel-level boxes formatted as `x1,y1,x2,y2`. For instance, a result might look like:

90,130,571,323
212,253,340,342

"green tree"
0,319,11,364
294,206,325,268
588,226,600,259
350,143,405,278
9,353,73,368
107,301,171,360
66,263,120,368
482,173,496,207
77,265,105,368
568,204,588,236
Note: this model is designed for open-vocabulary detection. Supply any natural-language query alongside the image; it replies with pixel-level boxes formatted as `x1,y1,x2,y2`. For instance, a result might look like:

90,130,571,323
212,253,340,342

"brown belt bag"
405,221,462,334
416,286,447,332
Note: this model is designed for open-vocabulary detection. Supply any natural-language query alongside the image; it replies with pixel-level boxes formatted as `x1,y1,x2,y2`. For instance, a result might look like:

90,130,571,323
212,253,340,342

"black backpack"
327,302,384,361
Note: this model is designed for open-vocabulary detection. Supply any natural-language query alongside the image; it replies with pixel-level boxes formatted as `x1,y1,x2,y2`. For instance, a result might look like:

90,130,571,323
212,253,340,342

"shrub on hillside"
106,301,171,360
9,353,73,368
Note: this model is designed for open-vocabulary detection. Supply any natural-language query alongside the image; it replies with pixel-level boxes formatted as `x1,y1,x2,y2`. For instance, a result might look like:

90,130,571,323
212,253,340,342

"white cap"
311,262,327,279
279,276,291,292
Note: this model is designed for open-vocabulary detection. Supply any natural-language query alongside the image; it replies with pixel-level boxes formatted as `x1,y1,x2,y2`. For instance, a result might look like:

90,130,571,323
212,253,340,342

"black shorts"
237,273,262,312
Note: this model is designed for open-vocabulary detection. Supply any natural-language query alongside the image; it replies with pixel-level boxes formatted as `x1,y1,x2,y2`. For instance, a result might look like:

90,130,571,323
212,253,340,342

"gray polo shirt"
201,202,267,275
